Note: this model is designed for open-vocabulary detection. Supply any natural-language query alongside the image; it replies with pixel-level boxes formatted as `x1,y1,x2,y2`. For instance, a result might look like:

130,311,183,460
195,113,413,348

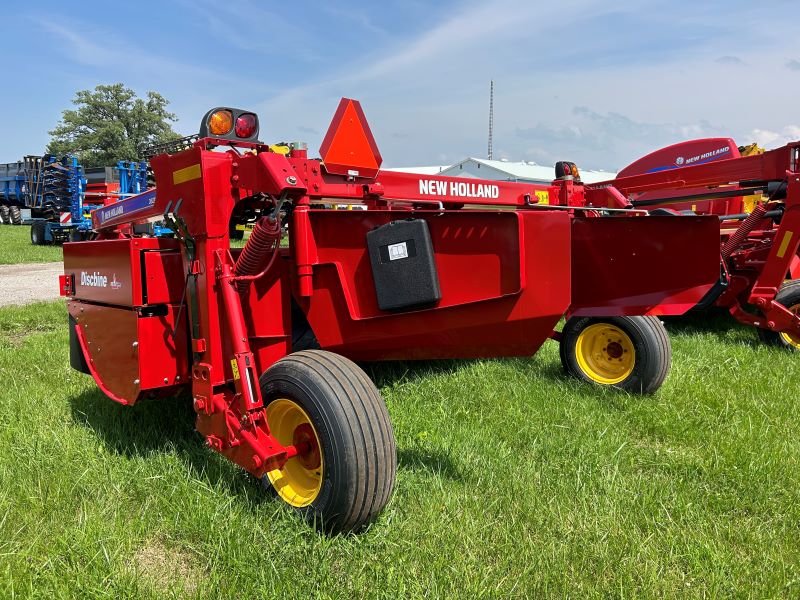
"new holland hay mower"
61,99,721,531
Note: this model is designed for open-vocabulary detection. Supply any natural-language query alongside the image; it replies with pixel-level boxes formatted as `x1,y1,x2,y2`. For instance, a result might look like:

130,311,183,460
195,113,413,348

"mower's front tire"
757,280,800,351
259,350,396,533
559,315,671,394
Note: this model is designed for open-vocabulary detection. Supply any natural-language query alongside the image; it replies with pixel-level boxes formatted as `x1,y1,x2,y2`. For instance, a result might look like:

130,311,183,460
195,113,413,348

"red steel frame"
61,99,724,482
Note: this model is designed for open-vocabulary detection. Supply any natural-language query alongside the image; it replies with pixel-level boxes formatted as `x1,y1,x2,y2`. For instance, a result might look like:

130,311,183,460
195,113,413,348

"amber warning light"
207,110,233,135
555,161,581,181
199,107,260,142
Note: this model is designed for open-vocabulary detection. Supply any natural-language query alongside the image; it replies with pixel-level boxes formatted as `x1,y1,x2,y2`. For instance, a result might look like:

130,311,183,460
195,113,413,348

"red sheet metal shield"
299,210,572,360
319,98,382,178
569,215,721,317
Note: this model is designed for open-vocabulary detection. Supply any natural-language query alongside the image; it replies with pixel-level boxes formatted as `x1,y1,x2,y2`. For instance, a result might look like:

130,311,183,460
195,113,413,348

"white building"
380,165,449,176
438,157,615,184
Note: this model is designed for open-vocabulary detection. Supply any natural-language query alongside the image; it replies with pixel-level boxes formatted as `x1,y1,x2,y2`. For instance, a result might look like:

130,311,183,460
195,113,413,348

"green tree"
47,83,180,166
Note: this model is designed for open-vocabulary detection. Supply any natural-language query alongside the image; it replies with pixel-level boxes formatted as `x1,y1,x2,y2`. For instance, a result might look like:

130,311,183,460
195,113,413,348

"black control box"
366,219,441,311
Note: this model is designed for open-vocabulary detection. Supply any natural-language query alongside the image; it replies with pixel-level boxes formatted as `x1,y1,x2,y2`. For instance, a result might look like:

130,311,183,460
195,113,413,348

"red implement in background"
583,138,800,348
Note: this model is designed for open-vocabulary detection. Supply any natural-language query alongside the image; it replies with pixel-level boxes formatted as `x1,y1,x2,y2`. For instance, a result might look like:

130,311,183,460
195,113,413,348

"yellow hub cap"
779,304,800,350
266,399,323,507
575,323,636,384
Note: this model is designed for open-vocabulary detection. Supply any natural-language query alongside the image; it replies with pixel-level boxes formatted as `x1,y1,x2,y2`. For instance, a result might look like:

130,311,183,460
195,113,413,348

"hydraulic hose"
233,215,282,293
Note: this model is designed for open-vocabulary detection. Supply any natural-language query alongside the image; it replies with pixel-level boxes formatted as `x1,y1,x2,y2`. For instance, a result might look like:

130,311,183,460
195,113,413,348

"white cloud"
175,0,321,60
25,1,800,168
250,0,800,169
715,55,745,65
514,107,723,170
38,16,238,84
748,126,800,149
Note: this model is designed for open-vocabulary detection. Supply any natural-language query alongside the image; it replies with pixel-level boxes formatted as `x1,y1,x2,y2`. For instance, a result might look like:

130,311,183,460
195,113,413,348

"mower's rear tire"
559,315,671,394
0,205,9,224
9,206,21,225
259,350,396,533
30,221,47,245
757,280,800,351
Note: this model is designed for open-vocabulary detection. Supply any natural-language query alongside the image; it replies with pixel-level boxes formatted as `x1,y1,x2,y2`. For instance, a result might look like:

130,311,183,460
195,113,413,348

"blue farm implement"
0,154,149,244
0,155,82,230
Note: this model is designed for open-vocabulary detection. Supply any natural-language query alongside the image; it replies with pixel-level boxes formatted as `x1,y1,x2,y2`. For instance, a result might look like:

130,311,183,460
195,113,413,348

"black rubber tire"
259,350,396,533
0,205,9,224
68,229,82,243
559,315,671,394
757,280,800,351
30,221,47,245
9,206,21,225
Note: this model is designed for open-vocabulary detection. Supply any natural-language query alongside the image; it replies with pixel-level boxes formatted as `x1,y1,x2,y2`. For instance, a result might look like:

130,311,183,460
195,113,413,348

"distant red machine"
84,181,121,207
599,138,800,349
60,100,723,531
617,138,742,215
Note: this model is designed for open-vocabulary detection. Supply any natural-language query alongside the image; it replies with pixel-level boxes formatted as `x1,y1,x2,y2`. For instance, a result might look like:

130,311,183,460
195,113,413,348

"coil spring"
234,216,282,293
721,203,766,260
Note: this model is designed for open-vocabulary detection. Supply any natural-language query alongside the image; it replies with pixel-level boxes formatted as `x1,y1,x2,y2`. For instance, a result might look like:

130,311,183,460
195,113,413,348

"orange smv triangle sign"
319,98,383,178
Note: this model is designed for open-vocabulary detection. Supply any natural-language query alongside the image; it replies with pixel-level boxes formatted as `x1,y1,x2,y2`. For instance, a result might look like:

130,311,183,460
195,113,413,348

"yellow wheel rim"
779,304,800,350
575,323,636,385
265,399,323,507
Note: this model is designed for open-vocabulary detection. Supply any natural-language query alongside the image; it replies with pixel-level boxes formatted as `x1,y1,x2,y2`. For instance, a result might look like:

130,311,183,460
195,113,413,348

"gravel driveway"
0,262,63,307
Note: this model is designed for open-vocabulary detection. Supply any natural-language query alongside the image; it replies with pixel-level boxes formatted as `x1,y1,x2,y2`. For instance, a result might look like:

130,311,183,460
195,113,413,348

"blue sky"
4,0,800,170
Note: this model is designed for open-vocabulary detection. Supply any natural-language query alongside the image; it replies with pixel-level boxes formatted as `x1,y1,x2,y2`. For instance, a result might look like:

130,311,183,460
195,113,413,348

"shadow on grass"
69,383,467,507
68,388,267,506
397,446,463,481
362,352,610,397
661,308,759,346
361,358,477,388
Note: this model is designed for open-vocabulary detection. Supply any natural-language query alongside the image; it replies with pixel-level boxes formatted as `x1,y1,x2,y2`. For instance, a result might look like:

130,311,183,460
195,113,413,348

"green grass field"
0,225,62,264
0,301,798,598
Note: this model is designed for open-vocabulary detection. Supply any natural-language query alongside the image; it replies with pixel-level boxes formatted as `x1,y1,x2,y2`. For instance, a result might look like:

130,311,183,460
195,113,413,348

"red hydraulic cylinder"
215,250,264,414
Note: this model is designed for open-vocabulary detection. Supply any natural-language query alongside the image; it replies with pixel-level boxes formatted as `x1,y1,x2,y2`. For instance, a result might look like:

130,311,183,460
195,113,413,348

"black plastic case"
366,219,441,311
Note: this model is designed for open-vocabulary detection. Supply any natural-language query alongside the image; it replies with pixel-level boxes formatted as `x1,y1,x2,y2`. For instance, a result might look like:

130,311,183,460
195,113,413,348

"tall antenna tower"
487,80,494,160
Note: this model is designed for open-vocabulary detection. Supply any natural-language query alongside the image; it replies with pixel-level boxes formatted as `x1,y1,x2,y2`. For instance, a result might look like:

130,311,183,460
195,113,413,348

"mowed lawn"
0,225,62,264
0,301,798,598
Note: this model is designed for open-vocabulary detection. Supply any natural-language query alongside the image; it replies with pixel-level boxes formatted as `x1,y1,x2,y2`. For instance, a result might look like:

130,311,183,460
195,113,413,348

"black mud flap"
69,313,90,374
